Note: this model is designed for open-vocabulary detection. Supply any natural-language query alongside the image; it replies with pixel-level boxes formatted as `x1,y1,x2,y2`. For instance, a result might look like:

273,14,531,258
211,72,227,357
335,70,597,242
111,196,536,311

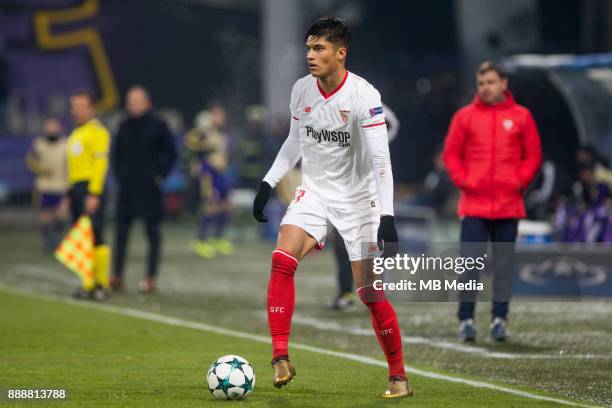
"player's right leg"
268,224,318,388
267,187,327,388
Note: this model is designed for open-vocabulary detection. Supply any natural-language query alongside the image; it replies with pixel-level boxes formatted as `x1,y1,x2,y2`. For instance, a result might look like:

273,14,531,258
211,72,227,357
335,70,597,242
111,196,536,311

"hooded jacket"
442,91,542,219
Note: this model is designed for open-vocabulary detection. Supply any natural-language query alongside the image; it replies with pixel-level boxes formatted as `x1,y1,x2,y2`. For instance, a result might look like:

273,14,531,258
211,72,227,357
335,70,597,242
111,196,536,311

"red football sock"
358,285,406,378
267,249,299,359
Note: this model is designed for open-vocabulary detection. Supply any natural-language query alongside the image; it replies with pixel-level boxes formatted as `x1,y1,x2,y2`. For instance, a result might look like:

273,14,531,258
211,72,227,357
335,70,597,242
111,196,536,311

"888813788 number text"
4,389,69,400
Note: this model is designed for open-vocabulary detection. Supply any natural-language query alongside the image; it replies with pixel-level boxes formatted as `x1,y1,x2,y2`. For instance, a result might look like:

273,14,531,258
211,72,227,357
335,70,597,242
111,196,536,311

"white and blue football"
206,355,255,400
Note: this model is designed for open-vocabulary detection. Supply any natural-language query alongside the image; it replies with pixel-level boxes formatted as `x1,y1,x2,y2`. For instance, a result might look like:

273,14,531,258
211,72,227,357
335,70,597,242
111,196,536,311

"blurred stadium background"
1,1,611,407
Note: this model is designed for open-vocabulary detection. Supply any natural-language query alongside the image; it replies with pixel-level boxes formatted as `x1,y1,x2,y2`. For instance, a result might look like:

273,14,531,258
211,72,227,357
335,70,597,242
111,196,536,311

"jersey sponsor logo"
502,119,514,131
269,306,285,313
305,126,351,147
339,109,350,124
379,328,394,336
304,106,312,113
369,106,383,117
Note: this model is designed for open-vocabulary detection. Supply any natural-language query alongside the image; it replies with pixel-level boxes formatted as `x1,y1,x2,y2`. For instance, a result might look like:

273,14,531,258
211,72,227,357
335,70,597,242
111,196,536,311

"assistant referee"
66,90,111,300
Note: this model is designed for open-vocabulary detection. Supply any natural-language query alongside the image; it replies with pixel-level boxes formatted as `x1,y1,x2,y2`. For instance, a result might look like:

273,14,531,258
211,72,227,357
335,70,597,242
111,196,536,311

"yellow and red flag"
55,215,95,289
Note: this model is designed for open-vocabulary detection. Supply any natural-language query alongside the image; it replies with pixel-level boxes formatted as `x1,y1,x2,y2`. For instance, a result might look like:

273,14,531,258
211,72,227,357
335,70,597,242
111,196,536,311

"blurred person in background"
524,155,556,220
186,103,234,258
181,119,205,215
443,61,542,342
237,105,267,189
555,146,611,242
25,116,69,251
575,145,612,190
110,86,177,293
403,147,454,213
66,91,111,300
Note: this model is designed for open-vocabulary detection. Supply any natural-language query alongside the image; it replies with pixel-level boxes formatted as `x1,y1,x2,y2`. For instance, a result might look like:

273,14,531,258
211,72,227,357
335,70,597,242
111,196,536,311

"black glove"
377,215,399,257
253,182,272,222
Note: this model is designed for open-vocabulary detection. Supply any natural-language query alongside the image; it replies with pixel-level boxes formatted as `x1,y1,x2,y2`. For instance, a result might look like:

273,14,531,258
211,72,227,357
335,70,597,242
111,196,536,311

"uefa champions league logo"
519,256,607,287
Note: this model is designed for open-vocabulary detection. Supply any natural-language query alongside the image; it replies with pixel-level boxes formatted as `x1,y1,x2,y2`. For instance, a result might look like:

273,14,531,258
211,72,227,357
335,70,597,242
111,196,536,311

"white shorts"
280,186,380,261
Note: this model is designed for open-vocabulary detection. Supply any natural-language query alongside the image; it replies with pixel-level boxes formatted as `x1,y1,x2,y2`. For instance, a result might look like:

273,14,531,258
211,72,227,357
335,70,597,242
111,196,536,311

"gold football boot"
382,376,413,399
271,357,296,388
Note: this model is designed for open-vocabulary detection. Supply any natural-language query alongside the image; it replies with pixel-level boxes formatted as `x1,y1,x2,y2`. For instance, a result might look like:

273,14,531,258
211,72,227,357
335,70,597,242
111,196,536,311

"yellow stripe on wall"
34,0,119,112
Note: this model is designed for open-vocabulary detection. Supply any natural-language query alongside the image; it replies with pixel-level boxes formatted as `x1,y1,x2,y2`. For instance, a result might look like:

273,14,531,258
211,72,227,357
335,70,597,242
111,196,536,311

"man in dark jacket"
111,86,177,293
443,61,542,341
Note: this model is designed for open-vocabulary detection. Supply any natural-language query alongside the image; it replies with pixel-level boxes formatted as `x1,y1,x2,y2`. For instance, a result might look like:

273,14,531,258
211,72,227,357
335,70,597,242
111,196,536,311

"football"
206,355,255,400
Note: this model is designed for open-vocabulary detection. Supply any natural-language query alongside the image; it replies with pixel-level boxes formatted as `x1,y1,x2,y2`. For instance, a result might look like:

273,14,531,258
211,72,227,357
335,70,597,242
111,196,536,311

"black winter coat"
112,111,177,218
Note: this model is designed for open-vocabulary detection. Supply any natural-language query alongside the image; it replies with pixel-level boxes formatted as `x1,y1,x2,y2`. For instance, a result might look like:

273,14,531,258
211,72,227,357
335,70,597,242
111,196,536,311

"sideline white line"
0,285,601,408
290,314,609,360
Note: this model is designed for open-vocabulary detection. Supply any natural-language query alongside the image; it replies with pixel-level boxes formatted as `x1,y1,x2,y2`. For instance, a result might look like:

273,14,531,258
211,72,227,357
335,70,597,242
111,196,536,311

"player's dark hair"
70,89,96,105
305,17,351,50
476,60,506,79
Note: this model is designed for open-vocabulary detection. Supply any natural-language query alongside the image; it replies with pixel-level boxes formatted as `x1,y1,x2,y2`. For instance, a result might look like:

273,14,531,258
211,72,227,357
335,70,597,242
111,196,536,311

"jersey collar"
77,118,98,128
317,70,349,100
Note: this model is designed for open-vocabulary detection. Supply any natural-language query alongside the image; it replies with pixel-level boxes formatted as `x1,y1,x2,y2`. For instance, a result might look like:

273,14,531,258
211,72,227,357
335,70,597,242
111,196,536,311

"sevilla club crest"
340,109,350,124
502,119,514,131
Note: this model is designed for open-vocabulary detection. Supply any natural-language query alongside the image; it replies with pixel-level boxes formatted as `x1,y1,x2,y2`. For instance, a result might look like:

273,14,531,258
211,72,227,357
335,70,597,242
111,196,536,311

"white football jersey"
289,71,387,209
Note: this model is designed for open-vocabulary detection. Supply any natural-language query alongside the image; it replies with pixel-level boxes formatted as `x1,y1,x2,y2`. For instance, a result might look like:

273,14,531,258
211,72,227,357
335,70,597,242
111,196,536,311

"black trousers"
458,217,518,321
113,215,161,279
69,182,106,246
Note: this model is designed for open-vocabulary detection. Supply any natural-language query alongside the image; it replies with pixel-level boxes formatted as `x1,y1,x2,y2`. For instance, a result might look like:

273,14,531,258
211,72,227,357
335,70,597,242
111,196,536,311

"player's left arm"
360,91,398,256
518,111,542,192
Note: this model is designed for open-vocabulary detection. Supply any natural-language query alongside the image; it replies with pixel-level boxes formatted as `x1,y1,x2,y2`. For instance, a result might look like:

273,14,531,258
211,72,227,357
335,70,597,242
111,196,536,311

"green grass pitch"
0,222,609,407
0,291,583,407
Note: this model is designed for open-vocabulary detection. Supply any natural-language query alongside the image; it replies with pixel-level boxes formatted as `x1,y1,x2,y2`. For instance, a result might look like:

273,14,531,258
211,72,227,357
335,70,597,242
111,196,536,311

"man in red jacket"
443,61,542,342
